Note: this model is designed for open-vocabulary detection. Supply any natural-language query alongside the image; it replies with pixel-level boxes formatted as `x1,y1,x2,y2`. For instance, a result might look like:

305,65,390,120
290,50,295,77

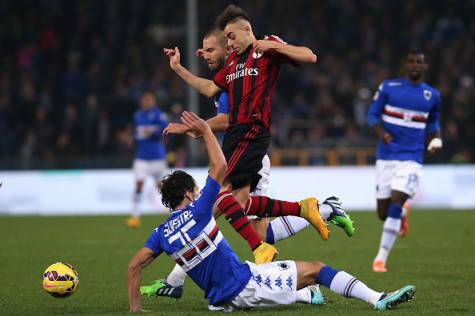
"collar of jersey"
404,78,424,87
171,207,187,214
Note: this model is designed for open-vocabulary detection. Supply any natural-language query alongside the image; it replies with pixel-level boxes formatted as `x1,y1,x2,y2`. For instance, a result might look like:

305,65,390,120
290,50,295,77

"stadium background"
1,1,475,315
1,0,474,169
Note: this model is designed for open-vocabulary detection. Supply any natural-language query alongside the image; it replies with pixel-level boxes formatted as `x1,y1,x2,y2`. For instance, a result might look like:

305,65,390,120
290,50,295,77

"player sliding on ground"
127,111,416,313
163,5,348,265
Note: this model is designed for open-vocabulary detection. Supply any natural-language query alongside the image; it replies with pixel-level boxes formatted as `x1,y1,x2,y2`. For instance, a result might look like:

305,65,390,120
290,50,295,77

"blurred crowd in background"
1,0,474,169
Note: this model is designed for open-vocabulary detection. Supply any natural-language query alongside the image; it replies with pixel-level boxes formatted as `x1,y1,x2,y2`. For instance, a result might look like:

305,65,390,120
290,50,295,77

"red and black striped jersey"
213,35,297,130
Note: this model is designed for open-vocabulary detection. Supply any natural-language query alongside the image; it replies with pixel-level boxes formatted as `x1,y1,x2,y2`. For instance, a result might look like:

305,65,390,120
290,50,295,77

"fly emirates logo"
226,62,258,83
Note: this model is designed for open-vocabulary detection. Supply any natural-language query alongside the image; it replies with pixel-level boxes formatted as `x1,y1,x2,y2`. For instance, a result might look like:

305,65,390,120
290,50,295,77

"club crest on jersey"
252,50,263,59
423,90,432,100
277,262,289,271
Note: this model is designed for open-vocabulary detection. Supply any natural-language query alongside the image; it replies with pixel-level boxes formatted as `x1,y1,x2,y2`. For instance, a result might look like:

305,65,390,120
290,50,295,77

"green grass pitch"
0,211,474,315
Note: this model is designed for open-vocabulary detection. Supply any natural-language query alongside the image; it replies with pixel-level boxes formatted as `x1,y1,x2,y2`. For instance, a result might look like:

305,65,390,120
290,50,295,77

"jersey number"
168,219,218,271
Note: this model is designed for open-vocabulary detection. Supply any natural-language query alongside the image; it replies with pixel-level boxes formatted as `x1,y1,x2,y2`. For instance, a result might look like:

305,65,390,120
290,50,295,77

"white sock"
329,271,382,305
295,287,312,303
269,216,310,242
318,203,333,221
166,264,187,287
374,217,401,263
132,191,142,218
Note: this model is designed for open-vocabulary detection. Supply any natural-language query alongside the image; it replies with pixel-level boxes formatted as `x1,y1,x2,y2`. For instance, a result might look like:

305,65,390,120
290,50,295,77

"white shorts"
248,154,271,220
133,159,167,182
253,154,271,196
215,260,298,311
376,159,422,199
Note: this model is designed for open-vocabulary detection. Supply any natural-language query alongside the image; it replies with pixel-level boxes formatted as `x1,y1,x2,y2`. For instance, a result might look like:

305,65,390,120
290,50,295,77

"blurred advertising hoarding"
1,166,474,215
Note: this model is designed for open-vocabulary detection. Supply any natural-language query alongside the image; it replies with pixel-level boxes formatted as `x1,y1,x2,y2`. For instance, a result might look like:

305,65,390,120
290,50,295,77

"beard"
408,71,422,81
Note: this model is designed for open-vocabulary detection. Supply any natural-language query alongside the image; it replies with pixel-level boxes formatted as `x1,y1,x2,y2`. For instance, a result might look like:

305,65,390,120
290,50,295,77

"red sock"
216,191,263,250
245,196,300,217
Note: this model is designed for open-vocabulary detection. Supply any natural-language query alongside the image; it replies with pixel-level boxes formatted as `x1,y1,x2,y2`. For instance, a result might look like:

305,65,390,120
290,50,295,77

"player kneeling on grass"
127,111,416,313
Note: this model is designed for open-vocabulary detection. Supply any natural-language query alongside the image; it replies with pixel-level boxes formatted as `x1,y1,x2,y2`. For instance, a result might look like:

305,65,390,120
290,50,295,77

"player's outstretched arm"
127,248,156,313
163,113,229,139
206,113,229,133
163,47,222,98
163,122,191,136
180,111,227,184
254,40,317,64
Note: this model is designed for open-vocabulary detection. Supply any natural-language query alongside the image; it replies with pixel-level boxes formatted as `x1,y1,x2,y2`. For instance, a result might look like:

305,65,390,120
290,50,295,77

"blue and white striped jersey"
368,78,441,163
144,176,252,305
134,108,168,160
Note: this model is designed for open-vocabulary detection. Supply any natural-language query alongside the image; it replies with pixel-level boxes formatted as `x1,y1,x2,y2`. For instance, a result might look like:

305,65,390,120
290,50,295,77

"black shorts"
222,123,270,192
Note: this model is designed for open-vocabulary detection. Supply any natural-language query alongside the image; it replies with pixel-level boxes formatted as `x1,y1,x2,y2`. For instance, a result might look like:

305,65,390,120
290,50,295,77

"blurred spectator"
0,0,473,168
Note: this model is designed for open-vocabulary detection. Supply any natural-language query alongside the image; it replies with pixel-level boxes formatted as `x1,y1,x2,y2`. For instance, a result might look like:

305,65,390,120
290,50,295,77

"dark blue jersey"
214,91,229,143
215,91,229,114
134,108,168,160
144,176,252,305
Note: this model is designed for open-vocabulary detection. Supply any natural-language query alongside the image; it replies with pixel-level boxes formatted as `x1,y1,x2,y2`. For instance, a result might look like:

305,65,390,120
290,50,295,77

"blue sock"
316,265,339,288
266,223,275,244
387,203,403,219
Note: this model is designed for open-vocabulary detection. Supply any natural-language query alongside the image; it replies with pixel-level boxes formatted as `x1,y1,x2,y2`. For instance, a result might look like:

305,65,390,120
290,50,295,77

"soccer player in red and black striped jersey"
164,5,330,264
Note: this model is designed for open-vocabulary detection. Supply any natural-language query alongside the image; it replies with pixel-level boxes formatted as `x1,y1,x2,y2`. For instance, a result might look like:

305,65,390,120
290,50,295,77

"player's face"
201,36,227,71
406,53,427,82
224,22,251,55
140,93,156,110
185,186,200,203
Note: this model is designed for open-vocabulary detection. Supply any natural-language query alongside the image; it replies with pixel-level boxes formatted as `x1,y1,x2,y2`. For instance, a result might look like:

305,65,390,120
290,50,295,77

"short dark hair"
141,89,156,97
160,170,196,210
407,49,427,62
215,5,249,30
204,28,226,47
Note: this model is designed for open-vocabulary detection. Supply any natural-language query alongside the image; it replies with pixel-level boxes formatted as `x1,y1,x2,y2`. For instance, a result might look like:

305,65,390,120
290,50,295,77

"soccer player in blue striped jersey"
127,111,416,313
368,51,442,272
126,90,169,228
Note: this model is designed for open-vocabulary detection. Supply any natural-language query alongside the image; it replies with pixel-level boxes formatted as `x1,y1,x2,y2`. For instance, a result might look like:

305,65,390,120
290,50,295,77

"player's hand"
195,48,205,57
427,138,443,154
180,111,209,134
382,132,392,144
163,123,190,136
142,129,153,138
163,47,181,70
253,40,278,53
186,130,203,139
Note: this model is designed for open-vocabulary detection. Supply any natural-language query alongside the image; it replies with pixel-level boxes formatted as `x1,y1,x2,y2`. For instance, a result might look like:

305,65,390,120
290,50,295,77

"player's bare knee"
313,261,325,274
135,181,144,193
376,199,389,221
296,261,324,288
377,209,387,221
390,190,409,206
250,219,268,241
